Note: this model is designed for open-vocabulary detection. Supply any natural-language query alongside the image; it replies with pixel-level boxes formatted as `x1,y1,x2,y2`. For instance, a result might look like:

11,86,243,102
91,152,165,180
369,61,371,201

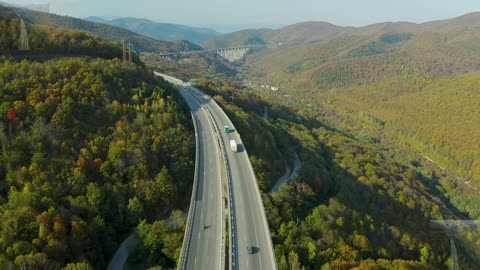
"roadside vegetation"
194,78,478,269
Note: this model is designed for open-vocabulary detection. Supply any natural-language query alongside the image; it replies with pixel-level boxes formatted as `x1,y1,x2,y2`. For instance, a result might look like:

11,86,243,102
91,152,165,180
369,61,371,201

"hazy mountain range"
85,16,220,44
201,12,480,49
199,23,284,33
14,7,201,53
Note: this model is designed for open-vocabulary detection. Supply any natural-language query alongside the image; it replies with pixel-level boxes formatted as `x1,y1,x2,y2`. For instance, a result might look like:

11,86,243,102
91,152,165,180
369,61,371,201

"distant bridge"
157,45,267,62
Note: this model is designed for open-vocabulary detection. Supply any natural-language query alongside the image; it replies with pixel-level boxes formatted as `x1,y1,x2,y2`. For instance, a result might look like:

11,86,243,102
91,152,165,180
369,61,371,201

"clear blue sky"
8,0,480,27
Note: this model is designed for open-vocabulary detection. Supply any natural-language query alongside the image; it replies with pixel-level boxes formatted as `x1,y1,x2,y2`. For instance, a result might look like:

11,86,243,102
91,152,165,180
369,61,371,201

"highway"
179,87,224,270
184,86,277,270
155,71,276,270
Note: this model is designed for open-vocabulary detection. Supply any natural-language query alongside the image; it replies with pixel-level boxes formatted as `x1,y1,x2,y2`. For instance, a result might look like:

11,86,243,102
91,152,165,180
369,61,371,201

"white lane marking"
182,85,231,270
198,231,201,240
245,171,264,270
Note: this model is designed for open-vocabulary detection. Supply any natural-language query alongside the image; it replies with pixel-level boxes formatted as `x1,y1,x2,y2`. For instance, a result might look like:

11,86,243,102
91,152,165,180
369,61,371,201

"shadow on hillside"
275,133,476,269
330,164,477,268
192,82,478,267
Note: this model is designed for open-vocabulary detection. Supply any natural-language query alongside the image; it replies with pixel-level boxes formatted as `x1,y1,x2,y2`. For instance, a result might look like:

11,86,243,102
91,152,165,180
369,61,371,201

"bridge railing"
156,45,267,56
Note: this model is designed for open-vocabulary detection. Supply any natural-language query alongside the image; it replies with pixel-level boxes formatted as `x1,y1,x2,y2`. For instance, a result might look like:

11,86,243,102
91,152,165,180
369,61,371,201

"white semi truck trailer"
230,140,238,153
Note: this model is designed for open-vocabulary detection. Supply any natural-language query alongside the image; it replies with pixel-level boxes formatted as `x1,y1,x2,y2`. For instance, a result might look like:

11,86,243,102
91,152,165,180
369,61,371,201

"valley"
1,1,480,269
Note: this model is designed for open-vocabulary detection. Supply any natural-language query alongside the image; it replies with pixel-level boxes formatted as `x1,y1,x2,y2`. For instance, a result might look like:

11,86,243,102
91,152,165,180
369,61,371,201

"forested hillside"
0,10,194,269
201,29,271,49
201,21,354,49
0,57,194,269
8,6,201,53
203,12,480,49
4,2,480,269
244,12,480,197
231,13,480,269
0,13,141,65
192,79,479,269
246,29,480,90
141,52,237,82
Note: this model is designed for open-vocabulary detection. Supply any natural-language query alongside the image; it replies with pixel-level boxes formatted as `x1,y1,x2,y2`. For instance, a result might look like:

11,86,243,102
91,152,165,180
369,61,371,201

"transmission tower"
14,9,30,51
128,43,133,63
122,40,127,63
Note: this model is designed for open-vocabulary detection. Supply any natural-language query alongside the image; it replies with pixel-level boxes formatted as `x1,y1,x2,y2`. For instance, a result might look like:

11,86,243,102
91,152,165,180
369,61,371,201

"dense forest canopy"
0,56,195,269
195,78,480,269
0,9,194,268
0,56,194,269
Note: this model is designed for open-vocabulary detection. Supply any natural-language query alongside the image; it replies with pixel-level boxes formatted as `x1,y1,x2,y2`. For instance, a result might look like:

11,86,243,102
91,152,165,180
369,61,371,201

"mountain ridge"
85,16,219,44
242,11,480,217
14,7,202,53
203,12,480,49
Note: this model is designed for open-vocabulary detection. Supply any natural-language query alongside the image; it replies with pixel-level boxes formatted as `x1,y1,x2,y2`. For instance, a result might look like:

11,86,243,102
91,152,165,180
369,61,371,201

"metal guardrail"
183,88,229,270
204,108,229,267
198,99,228,270
203,106,237,270
156,45,267,56
176,109,200,270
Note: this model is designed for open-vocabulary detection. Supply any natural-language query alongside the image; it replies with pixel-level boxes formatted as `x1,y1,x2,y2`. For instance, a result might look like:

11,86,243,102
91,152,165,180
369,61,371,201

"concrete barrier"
176,108,200,270
208,97,278,270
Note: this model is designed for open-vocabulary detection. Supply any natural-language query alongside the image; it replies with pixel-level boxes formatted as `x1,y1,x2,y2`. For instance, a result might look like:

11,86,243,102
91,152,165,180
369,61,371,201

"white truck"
230,140,238,153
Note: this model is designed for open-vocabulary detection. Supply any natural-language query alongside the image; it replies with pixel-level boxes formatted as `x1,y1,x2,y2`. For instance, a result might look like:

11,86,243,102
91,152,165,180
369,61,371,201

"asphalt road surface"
184,86,276,270
180,87,224,270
